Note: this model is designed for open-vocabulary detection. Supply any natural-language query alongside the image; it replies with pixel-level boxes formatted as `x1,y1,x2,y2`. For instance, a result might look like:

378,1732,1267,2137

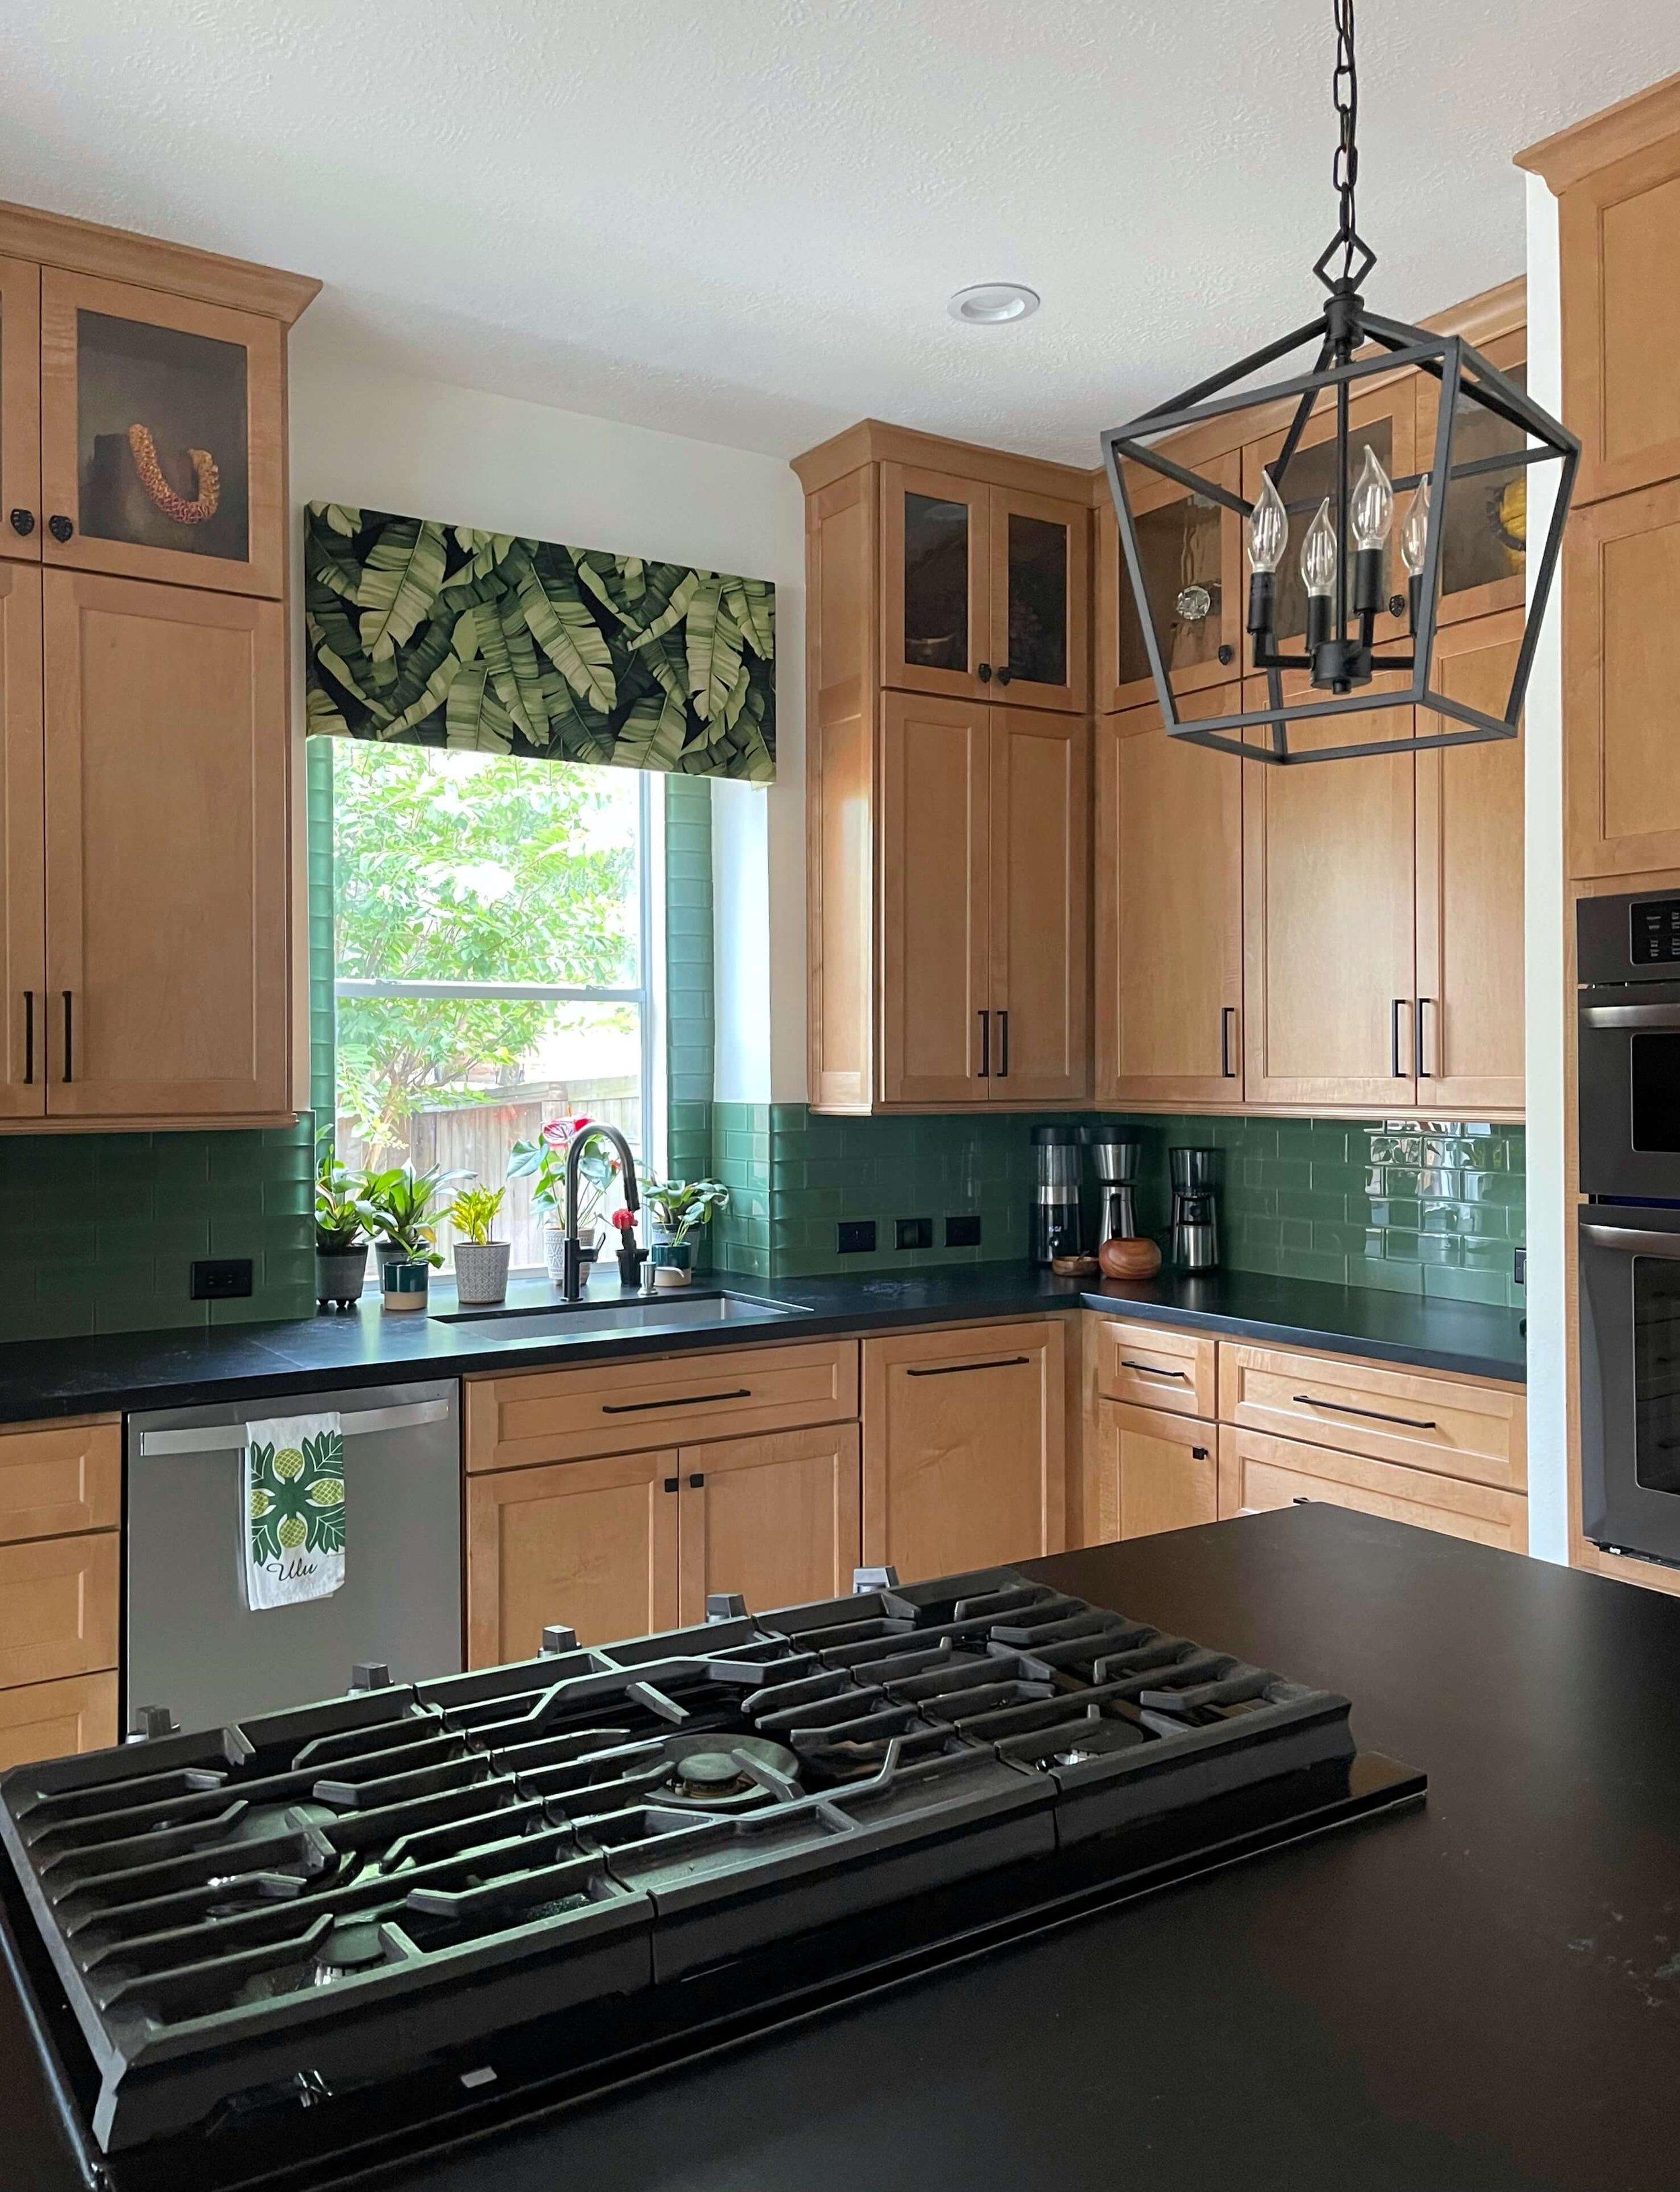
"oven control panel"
1632,898,1680,965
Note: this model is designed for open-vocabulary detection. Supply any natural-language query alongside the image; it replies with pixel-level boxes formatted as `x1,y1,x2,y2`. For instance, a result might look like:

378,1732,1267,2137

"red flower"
610,1208,634,1231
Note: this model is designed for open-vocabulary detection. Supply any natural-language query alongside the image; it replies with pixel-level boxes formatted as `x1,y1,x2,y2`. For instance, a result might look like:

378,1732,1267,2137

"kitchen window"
329,739,659,1269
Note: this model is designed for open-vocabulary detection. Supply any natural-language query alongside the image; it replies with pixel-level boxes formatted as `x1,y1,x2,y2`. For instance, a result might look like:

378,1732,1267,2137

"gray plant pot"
315,1244,368,1311
453,1240,511,1306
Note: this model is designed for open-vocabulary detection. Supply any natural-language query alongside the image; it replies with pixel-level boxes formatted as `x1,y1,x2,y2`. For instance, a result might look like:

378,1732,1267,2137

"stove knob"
541,1624,579,1655
351,1661,392,1691
129,1705,177,1741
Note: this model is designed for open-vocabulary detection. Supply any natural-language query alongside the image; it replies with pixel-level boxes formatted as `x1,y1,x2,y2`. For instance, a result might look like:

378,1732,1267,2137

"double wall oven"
1579,893,1680,1565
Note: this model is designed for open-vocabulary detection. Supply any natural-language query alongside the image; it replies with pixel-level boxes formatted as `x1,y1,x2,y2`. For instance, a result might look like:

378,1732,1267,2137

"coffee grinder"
1079,1125,1144,1246
1169,1146,1220,1272
1030,1125,1082,1264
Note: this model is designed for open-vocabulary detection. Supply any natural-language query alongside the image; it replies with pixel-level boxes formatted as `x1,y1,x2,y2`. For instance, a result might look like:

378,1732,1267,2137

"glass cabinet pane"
1267,418,1394,643
75,309,249,564
1438,362,1528,600
1005,512,1067,686
902,491,969,673
1117,490,1224,687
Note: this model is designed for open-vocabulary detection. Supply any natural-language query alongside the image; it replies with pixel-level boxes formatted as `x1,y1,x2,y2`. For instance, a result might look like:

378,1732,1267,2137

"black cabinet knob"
48,514,74,543
1217,643,1234,665
8,508,32,536
995,665,1013,685
976,661,992,682
1388,593,1406,618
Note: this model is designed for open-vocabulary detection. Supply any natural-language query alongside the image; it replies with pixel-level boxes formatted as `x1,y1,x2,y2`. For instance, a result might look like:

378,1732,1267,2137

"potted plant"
509,1117,621,1286
362,1162,456,1313
314,1143,374,1310
610,1205,644,1289
643,1180,729,1288
448,1182,510,1306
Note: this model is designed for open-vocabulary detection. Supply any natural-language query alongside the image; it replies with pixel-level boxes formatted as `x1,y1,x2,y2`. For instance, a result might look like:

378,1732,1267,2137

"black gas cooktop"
0,1566,1423,2190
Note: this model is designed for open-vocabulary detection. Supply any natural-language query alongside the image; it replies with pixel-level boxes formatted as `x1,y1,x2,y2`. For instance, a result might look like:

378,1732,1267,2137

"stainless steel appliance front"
1578,892,1680,1201
1578,1207,1680,1567
125,1377,462,1730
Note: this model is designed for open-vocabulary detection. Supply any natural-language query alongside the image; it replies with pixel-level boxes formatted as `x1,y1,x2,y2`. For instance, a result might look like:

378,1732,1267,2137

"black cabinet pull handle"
1120,1361,1189,1381
1417,996,1435,1078
8,508,32,536
906,1355,1030,1378
977,1008,990,1078
688,1473,705,1489
1220,1004,1238,1078
47,514,73,543
976,661,992,683
1390,997,1409,1078
663,1477,679,1493
601,1387,751,1415
21,991,32,1086
997,1009,1009,1078
61,991,72,1083
995,664,1013,686
1292,1393,1437,1432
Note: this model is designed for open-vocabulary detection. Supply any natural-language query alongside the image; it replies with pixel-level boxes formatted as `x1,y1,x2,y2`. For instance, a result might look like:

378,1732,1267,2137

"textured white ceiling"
3,1,1676,463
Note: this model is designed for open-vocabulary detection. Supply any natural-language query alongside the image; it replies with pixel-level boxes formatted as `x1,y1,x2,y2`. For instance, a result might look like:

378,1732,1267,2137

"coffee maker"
1169,1147,1220,1272
1030,1125,1082,1264
1079,1126,1143,1246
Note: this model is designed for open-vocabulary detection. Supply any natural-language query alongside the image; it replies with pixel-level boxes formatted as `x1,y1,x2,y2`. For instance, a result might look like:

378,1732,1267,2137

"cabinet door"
1415,610,1524,1112
989,706,1087,1101
1091,1400,1216,1543
988,485,1087,712
1417,328,1529,628
1216,1424,1527,1553
42,571,289,1122
0,255,40,557
1564,479,1680,881
1558,131,1680,505
880,463,990,700
0,559,44,1119
1095,684,1242,1106
862,1320,1064,1581
0,1532,118,1689
1242,678,1417,1108
677,1424,862,1624
39,269,284,598
880,690,990,1104
1097,447,1243,712
0,1672,118,1770
466,1451,679,1660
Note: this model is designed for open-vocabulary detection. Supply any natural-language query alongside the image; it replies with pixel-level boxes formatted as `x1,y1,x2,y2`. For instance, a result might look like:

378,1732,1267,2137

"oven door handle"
1580,1002,1680,1030
1581,1223,1680,1258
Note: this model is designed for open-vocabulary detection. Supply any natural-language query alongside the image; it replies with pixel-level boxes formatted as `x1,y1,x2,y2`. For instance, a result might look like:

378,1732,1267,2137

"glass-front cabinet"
0,257,41,560
1097,446,1243,713
1417,328,1529,626
39,270,284,597
882,462,1087,712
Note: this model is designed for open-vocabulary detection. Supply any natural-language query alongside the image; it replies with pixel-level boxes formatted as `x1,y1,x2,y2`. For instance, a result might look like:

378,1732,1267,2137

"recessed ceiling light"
948,282,1040,325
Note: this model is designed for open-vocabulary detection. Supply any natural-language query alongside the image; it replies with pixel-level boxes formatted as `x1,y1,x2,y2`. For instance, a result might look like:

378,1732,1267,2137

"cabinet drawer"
1091,1316,1216,1418
0,1417,120,1544
1091,1400,1216,1543
1217,1426,1527,1553
0,1672,118,1769
466,1339,860,1471
0,1532,119,1689
1216,1343,1525,1491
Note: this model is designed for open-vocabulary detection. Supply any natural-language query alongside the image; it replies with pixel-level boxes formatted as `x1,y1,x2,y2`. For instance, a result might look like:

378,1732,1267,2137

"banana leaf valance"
304,503,775,782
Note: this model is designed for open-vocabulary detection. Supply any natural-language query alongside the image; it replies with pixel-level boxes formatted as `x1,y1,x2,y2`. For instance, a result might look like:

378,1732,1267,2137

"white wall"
287,324,809,1104
1523,172,1568,1564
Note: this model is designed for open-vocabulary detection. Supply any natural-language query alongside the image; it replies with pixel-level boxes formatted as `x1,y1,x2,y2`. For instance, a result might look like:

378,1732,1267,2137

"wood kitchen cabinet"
0,558,42,1115
1095,442,1244,713
862,1320,1065,1582
1217,1424,1528,1553
0,255,40,557
0,1671,116,1771
677,1424,862,1624
1091,1401,1217,1542
1417,325,1531,629
1095,682,1243,1107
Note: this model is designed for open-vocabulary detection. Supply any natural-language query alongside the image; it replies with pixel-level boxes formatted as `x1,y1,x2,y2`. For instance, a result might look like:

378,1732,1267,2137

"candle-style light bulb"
1247,473,1288,575
1349,446,1394,553
1300,498,1338,599
1400,475,1432,576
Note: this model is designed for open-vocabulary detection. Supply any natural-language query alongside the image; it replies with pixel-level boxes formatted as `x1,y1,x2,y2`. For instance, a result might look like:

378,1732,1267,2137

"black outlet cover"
837,1220,876,1254
191,1258,253,1301
1513,1246,1526,1285
894,1217,933,1251
945,1214,982,1248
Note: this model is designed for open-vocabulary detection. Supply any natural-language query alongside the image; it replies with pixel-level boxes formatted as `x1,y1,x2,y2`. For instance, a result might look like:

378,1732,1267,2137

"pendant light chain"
1313,0,1376,298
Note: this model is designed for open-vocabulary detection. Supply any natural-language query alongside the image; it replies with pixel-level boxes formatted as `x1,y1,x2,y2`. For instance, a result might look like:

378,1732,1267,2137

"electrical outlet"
190,1258,253,1301
837,1220,877,1255
894,1217,933,1250
945,1214,982,1248
1513,1246,1525,1286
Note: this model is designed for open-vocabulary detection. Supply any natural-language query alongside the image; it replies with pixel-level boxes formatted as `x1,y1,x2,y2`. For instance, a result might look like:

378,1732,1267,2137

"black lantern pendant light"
1101,0,1577,764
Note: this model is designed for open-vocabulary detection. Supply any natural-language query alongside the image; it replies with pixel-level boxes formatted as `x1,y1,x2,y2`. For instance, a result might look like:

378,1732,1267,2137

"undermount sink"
431,1288,810,1336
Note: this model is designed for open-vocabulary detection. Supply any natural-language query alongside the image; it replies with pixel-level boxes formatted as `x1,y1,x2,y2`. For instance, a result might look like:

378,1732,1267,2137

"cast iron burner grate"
0,1566,1417,2180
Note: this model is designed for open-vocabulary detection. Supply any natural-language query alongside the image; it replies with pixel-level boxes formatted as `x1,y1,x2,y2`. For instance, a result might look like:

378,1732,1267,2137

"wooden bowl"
1098,1235,1162,1279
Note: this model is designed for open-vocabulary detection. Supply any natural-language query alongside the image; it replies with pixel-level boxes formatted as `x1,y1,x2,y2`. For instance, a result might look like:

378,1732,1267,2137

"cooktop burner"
0,1565,1423,2183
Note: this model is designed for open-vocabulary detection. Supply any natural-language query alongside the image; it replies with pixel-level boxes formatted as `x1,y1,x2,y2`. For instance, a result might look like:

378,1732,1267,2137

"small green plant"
509,1117,619,1229
645,1180,730,1247
314,1141,374,1254
447,1182,505,1246
361,1162,462,1268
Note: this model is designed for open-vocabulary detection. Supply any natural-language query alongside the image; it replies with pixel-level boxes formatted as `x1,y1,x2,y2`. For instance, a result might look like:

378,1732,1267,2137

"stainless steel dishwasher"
125,1377,462,1733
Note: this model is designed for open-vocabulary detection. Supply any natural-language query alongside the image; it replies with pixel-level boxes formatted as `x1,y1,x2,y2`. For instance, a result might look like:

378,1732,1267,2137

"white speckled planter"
453,1241,511,1306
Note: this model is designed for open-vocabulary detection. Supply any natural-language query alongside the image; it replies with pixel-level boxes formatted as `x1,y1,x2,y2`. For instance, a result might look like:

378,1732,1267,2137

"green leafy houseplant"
446,1182,511,1308
314,1141,376,1311
446,1184,505,1244
644,1180,730,1275
361,1163,461,1270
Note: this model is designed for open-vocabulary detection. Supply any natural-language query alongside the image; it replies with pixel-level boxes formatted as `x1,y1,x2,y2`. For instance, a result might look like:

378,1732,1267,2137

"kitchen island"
3,1502,1671,2191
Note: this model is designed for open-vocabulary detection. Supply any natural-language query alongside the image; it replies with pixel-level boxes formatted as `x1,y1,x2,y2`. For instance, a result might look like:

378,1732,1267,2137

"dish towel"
241,1413,347,1611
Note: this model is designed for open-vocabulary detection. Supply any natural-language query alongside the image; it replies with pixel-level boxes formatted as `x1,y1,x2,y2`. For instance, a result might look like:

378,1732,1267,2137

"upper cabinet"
0,258,40,557
882,457,1088,711
1417,326,1529,628
1096,440,1243,714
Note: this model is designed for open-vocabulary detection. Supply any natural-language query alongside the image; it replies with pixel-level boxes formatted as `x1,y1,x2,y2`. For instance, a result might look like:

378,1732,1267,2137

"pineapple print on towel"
241,1413,347,1610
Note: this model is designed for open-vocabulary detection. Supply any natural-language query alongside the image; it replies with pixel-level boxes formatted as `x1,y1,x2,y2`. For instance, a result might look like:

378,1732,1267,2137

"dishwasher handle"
136,1397,452,1458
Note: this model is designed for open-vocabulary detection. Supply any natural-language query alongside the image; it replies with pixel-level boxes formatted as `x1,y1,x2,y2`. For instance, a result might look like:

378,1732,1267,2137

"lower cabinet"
1217,1425,1529,1553
862,1320,1065,1581
0,1670,117,1771
1091,1399,1217,1541
466,1426,863,1659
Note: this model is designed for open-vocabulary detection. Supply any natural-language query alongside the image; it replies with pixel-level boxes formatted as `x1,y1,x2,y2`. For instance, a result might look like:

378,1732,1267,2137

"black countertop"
0,1262,1523,1424
6,1506,1675,2191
